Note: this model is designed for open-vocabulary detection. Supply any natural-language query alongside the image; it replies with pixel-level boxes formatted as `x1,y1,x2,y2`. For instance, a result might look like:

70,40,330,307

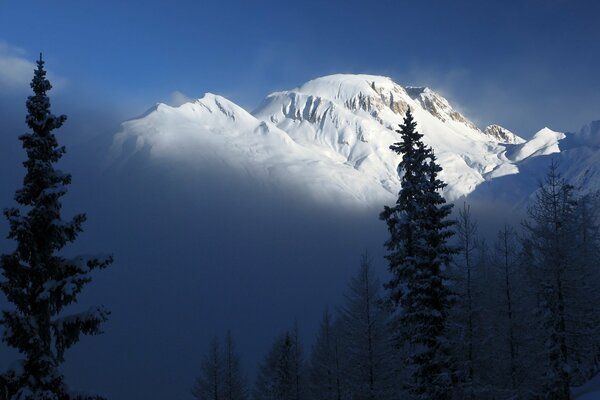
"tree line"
193,111,600,400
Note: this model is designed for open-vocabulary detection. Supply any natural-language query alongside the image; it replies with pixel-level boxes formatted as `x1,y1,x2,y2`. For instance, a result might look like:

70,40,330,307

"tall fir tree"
0,55,112,400
380,109,457,400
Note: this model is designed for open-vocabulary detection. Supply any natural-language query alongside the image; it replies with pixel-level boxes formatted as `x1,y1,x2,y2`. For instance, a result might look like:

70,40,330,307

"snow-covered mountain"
110,74,598,208
110,92,395,206
469,121,600,208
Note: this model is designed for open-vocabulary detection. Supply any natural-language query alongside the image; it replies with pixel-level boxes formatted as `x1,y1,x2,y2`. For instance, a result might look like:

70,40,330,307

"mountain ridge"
109,74,598,208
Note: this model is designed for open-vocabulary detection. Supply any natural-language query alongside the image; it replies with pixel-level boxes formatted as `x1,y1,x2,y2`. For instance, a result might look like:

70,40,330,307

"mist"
0,102,395,398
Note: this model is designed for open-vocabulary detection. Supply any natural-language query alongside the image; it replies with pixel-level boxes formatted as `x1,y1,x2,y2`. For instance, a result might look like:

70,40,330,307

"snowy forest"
1,56,599,400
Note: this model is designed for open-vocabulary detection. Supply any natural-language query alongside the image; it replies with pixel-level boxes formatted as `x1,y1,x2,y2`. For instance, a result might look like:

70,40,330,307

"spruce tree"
380,109,456,400
0,55,112,399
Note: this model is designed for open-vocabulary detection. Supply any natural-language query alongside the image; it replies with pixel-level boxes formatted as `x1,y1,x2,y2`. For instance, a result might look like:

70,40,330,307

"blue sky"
1,0,599,135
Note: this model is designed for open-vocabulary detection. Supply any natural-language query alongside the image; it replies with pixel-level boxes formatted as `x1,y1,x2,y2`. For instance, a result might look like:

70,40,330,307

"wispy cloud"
0,41,67,93
168,90,193,107
0,41,34,91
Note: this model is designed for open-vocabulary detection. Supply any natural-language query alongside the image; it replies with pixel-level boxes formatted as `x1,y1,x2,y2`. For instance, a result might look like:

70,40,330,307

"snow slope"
110,93,394,207
505,127,564,162
110,74,597,208
469,121,600,208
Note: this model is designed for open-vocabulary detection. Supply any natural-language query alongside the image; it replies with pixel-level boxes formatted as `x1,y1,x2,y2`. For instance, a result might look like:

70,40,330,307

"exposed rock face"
405,86,480,131
484,124,526,144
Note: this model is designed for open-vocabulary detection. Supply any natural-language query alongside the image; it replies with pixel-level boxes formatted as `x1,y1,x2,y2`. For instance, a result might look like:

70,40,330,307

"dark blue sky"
1,0,599,136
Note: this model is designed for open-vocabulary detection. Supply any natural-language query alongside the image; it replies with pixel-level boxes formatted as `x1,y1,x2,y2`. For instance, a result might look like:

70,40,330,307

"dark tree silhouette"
0,54,112,400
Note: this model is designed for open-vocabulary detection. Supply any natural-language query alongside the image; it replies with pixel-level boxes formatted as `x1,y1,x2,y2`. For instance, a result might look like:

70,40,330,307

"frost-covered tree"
0,55,112,400
222,332,248,400
380,109,456,400
338,253,396,400
254,333,295,400
522,162,600,399
308,309,344,400
193,337,223,400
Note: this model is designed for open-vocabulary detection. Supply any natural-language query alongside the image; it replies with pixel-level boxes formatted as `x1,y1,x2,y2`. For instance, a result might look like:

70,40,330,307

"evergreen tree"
222,332,248,400
380,109,456,400
338,253,396,400
254,333,295,400
308,309,344,400
193,337,223,400
0,55,112,399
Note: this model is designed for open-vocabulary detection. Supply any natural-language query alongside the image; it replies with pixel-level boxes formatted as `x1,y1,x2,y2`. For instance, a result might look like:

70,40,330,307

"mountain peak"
256,74,417,129
294,74,396,98
252,74,526,201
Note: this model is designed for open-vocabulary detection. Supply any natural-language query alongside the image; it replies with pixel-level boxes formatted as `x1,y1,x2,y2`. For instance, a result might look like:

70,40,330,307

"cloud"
0,41,67,93
0,41,35,91
168,90,193,107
